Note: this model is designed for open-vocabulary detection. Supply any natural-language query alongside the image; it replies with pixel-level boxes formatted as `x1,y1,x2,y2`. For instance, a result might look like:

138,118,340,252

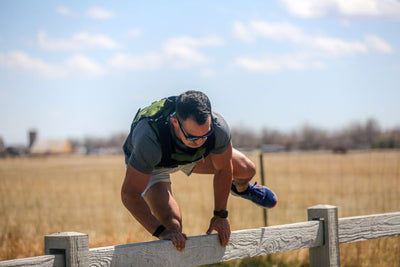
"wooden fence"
1,205,399,267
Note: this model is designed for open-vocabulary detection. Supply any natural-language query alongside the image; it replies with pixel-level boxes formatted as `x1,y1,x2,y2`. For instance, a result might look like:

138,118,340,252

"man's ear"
170,116,178,126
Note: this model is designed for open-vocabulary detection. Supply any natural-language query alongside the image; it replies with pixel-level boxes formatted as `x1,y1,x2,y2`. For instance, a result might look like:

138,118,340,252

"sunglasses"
176,117,214,141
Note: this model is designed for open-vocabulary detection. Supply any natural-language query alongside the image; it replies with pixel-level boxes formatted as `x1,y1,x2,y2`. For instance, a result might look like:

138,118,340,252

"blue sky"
1,0,399,145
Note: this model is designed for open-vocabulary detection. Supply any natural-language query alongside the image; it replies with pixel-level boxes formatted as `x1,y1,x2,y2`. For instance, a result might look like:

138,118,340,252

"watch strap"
213,209,228,218
152,224,166,237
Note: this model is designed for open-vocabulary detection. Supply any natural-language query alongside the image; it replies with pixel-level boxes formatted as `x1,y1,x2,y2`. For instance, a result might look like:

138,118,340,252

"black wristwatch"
214,209,228,219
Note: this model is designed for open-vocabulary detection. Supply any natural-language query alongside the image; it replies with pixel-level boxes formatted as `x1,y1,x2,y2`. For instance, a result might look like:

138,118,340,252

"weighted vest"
123,96,215,168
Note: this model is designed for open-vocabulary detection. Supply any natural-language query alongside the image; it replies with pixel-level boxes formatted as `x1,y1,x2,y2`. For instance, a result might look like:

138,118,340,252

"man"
121,90,277,251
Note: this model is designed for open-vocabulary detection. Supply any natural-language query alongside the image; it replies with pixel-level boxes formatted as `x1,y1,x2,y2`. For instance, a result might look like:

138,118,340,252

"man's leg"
192,148,256,191
143,181,188,251
143,182,183,231
193,148,277,208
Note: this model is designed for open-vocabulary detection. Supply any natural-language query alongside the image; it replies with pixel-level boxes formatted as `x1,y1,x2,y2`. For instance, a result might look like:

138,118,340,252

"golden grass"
0,151,399,266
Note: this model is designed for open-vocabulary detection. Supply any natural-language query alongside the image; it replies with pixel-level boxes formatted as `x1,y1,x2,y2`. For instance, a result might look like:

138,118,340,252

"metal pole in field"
259,150,268,226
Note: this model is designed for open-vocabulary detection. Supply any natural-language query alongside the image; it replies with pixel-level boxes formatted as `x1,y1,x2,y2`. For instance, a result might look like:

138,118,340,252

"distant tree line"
64,118,400,154
231,118,400,151
2,118,397,157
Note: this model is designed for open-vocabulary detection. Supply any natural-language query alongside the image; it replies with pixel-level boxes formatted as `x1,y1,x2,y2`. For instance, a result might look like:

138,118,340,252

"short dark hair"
176,90,211,125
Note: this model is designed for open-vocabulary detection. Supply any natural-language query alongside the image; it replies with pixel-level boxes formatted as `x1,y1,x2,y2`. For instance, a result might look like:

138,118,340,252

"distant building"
0,136,5,157
27,130,72,155
28,130,37,148
30,139,72,155
1,131,72,157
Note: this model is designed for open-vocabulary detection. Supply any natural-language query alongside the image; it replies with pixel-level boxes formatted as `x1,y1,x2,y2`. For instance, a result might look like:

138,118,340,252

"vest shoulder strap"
133,96,177,124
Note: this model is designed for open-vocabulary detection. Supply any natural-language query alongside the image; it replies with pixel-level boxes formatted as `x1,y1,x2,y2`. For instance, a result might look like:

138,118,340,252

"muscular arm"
121,164,160,234
210,143,233,211
206,143,233,247
121,164,188,251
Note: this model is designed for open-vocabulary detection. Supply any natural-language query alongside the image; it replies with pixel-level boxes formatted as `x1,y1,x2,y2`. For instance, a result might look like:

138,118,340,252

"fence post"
308,205,340,267
258,150,268,226
45,232,89,267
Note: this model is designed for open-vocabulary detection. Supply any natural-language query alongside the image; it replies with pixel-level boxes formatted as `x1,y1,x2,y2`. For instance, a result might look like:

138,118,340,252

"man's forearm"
213,169,233,211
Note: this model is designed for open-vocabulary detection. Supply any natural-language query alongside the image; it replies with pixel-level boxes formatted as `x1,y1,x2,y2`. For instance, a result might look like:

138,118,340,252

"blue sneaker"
231,182,278,209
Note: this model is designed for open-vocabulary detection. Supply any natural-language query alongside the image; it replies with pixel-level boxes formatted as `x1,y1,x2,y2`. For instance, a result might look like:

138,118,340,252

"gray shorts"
141,161,198,196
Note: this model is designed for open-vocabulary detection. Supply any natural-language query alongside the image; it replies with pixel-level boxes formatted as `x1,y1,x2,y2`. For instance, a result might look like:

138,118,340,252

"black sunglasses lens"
177,117,213,141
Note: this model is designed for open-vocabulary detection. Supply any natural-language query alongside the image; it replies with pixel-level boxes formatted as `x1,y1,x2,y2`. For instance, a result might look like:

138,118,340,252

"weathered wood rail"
1,205,399,267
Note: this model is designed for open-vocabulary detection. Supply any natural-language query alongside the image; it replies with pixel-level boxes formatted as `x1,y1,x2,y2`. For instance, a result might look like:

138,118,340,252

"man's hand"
206,217,231,247
159,229,188,252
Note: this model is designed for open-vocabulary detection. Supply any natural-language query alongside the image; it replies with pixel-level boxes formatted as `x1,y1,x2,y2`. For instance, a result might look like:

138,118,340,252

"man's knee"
156,211,182,231
232,149,256,178
243,156,256,177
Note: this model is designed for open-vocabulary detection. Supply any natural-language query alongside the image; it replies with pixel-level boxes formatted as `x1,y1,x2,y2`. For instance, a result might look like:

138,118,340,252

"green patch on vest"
171,147,207,162
133,98,173,124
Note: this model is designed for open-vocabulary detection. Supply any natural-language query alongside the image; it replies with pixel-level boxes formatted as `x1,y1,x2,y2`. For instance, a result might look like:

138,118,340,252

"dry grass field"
0,150,399,266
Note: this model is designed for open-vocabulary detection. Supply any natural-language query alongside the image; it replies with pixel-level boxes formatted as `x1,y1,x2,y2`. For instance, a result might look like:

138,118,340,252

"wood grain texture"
88,221,322,267
0,254,64,267
338,211,400,243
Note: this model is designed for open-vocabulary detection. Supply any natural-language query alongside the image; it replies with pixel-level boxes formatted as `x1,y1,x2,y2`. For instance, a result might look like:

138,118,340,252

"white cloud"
235,53,325,73
163,41,209,68
311,36,367,56
110,35,225,70
233,20,393,73
164,35,225,47
56,6,74,17
108,52,163,70
162,35,224,68
55,6,114,19
65,54,105,75
233,20,392,56
364,35,393,53
247,21,306,43
0,51,68,78
201,69,216,77
85,7,114,20
233,21,256,43
127,28,142,39
37,31,119,51
280,0,400,19
0,51,105,79
233,20,308,44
